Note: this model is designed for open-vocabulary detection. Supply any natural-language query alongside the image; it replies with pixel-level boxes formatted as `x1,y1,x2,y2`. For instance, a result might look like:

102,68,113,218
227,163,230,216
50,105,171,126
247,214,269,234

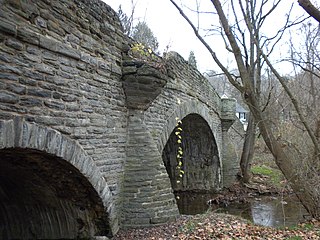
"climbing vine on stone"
175,117,184,185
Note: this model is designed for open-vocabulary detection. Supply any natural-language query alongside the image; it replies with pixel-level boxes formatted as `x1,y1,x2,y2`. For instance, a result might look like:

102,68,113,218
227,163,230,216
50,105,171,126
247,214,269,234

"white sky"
103,0,310,75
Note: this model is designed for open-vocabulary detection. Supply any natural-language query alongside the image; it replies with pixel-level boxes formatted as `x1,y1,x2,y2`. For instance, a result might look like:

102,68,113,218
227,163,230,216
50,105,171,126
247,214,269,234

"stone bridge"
0,0,243,238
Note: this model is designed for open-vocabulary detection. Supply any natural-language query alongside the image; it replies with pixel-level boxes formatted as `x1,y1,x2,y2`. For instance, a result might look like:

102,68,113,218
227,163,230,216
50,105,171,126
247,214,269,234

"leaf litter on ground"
114,212,320,240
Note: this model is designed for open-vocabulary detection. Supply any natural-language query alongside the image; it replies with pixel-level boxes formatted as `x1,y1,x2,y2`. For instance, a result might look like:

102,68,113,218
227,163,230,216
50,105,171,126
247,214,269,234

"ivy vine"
175,117,184,184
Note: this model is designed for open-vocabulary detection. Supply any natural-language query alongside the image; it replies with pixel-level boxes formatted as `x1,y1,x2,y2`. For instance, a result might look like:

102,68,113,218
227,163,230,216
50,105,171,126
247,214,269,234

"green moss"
251,165,284,186
251,165,273,175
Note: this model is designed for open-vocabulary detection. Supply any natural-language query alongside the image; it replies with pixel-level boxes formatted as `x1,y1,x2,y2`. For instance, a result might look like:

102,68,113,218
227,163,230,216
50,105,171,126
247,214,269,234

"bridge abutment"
221,98,242,187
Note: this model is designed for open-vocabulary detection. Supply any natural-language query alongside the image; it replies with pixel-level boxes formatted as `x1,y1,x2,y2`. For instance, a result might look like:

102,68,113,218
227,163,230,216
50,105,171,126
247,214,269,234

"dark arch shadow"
162,114,221,213
0,118,114,239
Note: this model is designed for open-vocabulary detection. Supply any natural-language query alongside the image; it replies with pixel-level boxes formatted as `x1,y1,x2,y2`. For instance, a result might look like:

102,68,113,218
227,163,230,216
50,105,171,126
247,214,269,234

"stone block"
5,38,24,51
17,26,40,45
0,19,17,36
44,100,65,110
28,88,51,98
0,119,14,148
0,91,19,103
7,83,26,94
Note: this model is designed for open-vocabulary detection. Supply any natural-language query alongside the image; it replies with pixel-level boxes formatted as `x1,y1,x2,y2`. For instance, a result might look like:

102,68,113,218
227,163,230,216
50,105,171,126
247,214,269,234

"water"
176,192,309,227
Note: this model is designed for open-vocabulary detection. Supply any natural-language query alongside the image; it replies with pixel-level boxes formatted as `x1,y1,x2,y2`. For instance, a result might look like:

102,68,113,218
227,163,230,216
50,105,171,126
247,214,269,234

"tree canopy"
188,51,197,69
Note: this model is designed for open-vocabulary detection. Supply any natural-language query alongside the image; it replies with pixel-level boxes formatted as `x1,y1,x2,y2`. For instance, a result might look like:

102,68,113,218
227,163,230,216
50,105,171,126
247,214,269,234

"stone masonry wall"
144,52,239,189
0,0,127,234
121,51,241,226
145,52,223,154
0,0,242,236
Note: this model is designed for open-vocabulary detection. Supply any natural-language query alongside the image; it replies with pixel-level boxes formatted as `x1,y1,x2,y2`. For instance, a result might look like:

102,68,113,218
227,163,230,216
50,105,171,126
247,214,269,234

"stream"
176,192,309,227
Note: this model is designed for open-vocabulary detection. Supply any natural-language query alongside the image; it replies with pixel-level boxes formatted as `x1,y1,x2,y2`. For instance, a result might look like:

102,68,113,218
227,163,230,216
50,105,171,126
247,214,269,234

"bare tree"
117,0,138,35
170,0,320,218
170,0,281,183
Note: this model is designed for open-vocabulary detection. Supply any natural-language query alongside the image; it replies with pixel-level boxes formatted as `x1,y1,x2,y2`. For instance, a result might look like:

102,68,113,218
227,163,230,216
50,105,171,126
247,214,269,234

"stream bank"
114,174,318,239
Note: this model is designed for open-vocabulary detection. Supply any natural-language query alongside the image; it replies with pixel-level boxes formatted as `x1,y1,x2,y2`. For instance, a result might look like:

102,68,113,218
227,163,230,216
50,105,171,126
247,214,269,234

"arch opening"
0,148,111,239
162,114,221,212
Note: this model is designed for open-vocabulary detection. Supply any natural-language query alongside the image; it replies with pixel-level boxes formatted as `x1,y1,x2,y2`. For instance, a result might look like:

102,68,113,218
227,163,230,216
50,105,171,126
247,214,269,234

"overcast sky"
103,0,310,75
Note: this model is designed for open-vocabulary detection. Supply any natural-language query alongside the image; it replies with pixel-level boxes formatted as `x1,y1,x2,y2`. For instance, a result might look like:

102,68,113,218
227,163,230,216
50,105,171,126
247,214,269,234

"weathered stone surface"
122,61,169,110
0,0,126,238
0,19,17,36
0,0,242,238
0,91,19,103
5,38,24,50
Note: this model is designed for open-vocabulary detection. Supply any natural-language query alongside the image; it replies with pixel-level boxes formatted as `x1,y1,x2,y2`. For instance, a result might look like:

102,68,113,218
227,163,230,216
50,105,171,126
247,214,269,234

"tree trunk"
239,114,256,183
170,0,320,219
246,93,320,218
212,0,320,218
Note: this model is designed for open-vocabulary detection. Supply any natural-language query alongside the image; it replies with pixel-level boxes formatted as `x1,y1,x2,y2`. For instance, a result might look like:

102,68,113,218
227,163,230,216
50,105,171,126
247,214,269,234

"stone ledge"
122,61,169,110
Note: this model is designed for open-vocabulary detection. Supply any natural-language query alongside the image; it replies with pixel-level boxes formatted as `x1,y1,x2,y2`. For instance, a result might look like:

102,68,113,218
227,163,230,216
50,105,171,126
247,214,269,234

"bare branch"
210,0,251,91
183,4,217,15
258,0,281,28
232,0,249,67
286,59,320,78
261,84,273,112
169,0,244,92
258,47,320,154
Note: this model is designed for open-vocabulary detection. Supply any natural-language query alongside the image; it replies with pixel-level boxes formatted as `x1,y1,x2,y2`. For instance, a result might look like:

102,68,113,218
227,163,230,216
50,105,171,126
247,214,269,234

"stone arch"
159,100,222,201
0,118,115,239
158,100,222,158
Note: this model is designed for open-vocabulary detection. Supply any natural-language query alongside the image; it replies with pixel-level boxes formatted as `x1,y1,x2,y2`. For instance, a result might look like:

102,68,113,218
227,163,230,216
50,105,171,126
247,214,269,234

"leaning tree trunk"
239,114,256,183
210,0,320,218
246,93,320,218
170,0,320,219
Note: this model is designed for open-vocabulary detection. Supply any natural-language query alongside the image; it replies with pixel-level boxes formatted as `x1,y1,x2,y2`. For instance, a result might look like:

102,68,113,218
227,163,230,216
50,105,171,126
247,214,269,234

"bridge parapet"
164,52,221,112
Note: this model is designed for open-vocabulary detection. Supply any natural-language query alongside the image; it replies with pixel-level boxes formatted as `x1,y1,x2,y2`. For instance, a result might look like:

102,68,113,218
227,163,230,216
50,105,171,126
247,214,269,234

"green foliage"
128,43,167,73
302,223,314,230
251,165,274,175
180,220,197,234
130,43,155,59
188,51,197,69
117,7,159,53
